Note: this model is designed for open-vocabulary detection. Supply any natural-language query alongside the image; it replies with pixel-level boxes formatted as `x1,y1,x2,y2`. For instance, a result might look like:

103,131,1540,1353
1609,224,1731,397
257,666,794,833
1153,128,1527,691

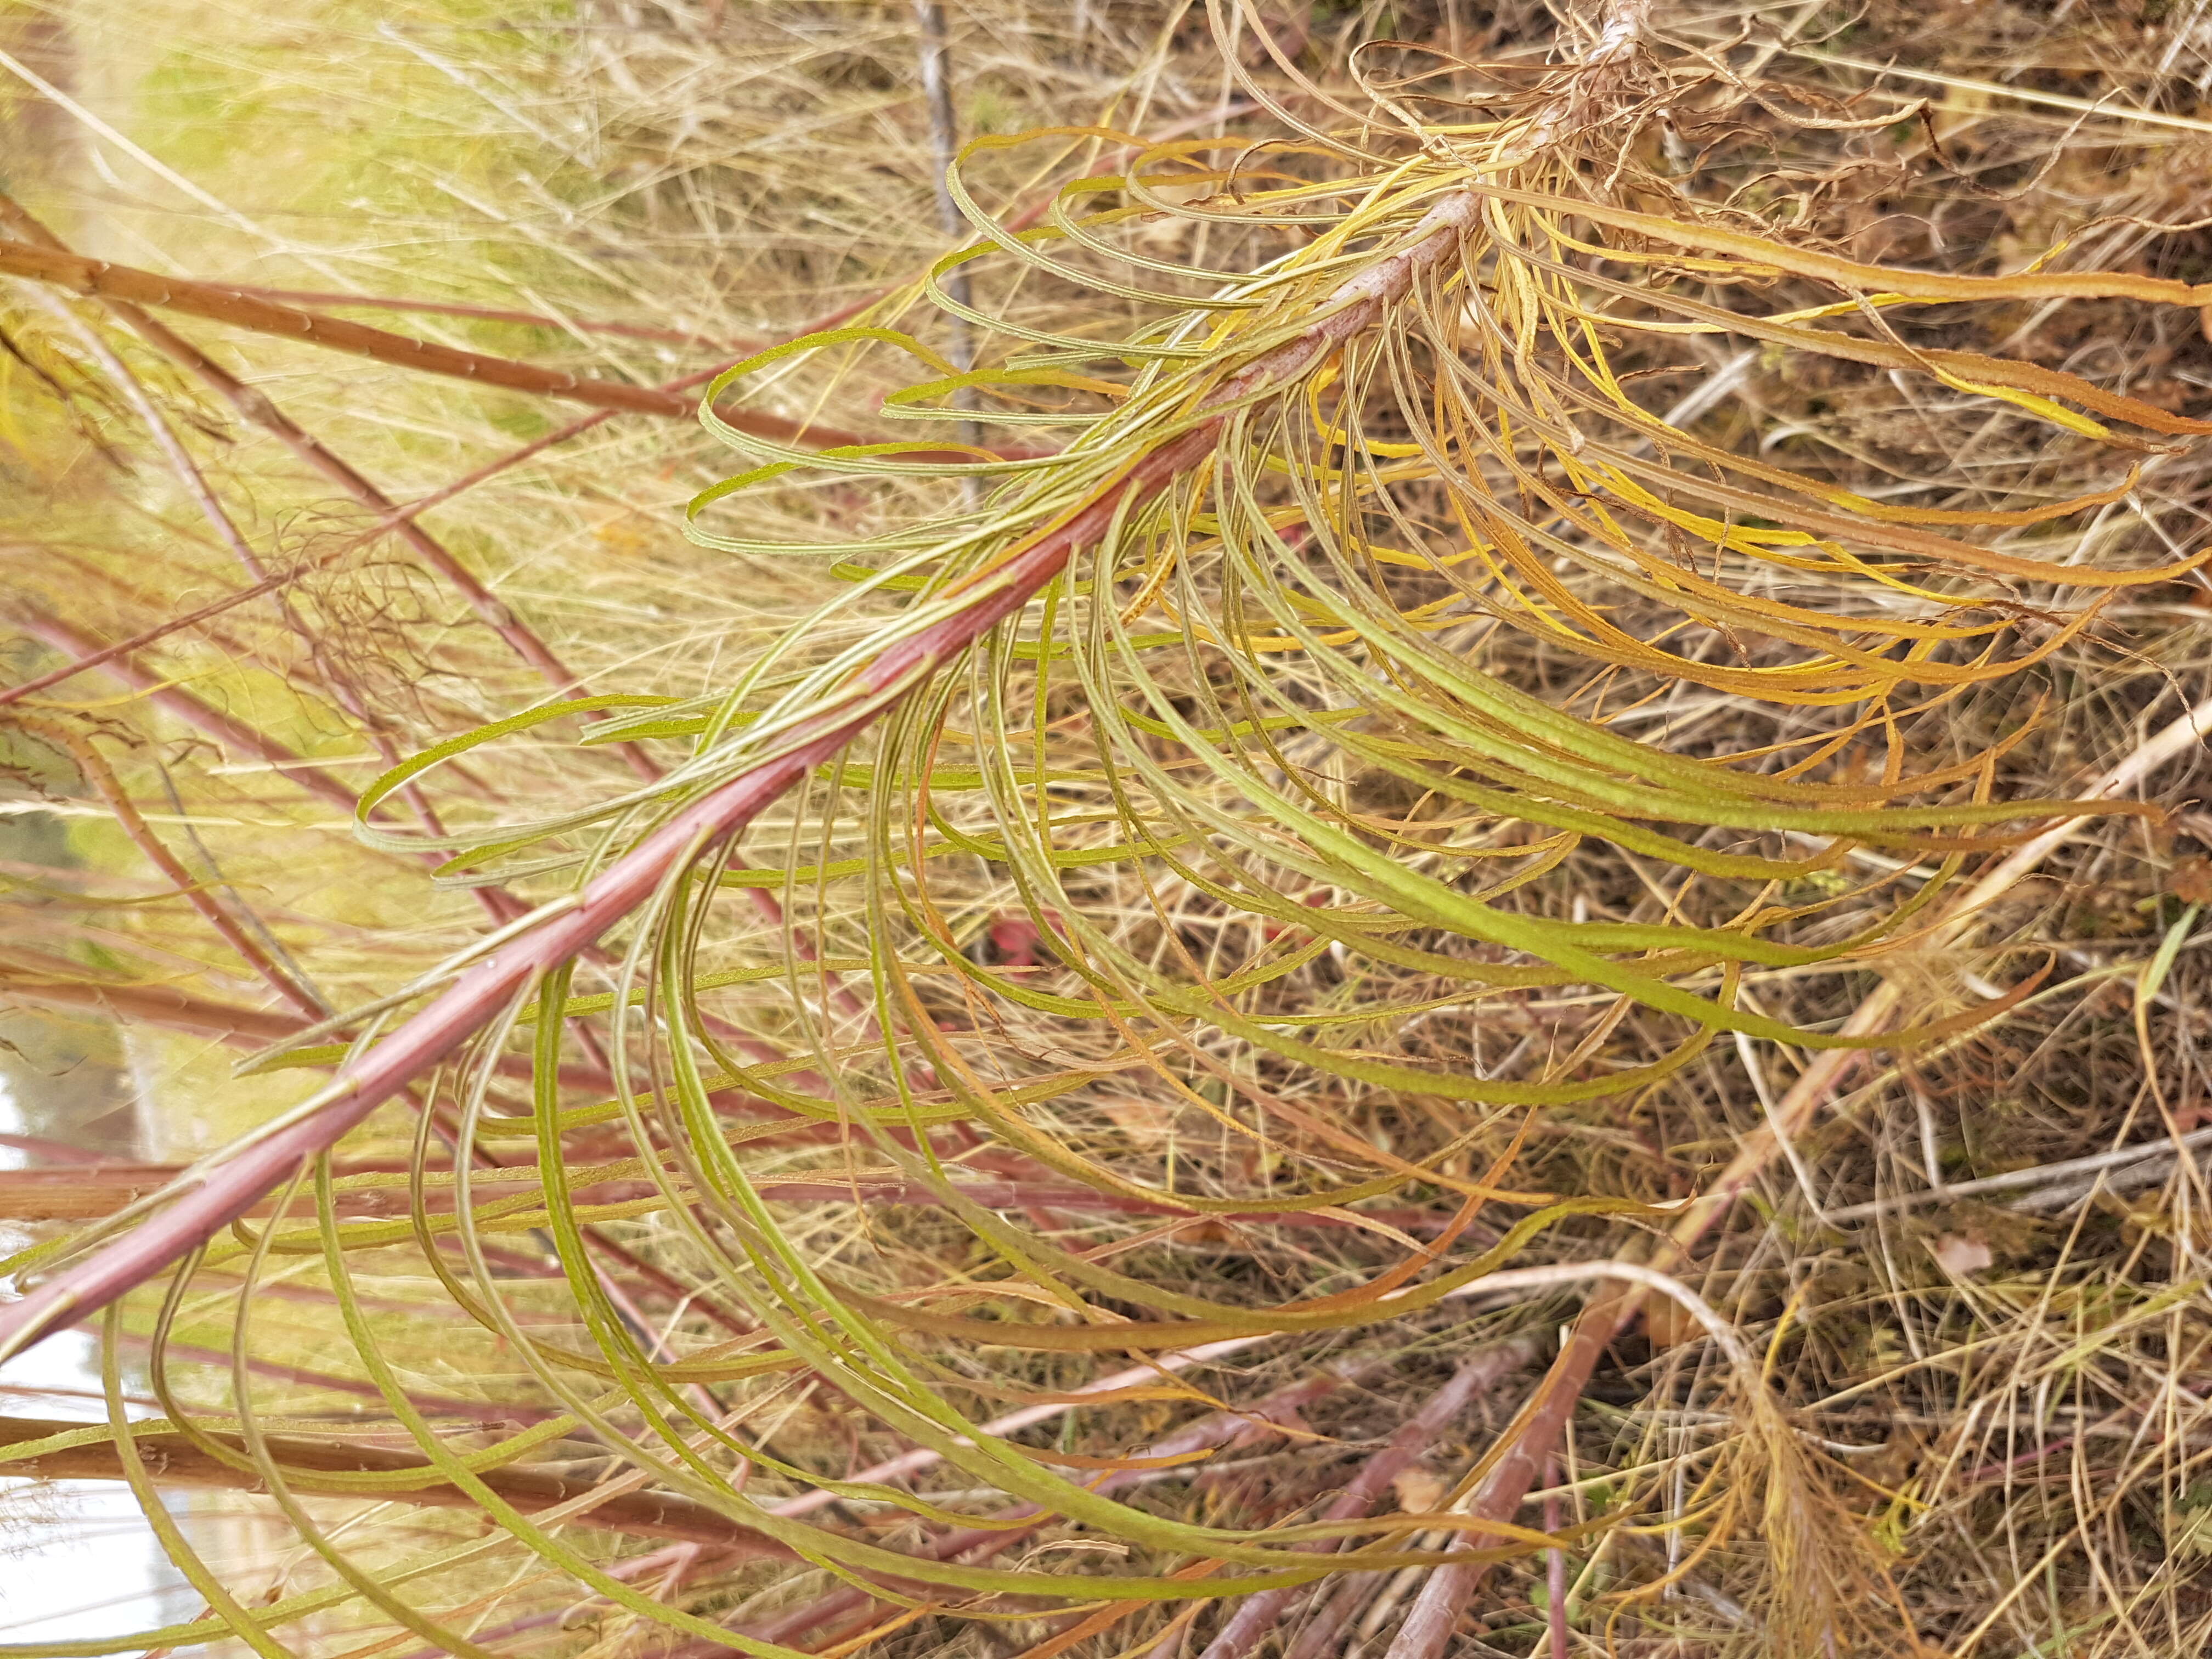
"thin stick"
214,285,753,351
0,565,326,712
0,105,1253,715
26,290,263,576
0,192,595,695
0,950,309,1049
732,1352,1375,1651
1826,1124,2212,1221
1781,45,2212,139
12,605,369,815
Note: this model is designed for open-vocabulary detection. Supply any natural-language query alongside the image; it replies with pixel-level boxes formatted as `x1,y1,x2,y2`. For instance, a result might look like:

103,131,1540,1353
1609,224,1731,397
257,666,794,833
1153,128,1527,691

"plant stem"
211,285,755,351
1194,1339,1538,1659
0,948,315,1048
35,723,325,1019
12,605,365,816
0,107,1247,716
731,1353,1370,1650
0,236,894,442
0,191,602,699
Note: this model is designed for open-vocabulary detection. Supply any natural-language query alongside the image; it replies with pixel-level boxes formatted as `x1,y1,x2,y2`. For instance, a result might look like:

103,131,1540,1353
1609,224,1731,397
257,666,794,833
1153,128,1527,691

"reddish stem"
131,1334,565,1426
0,1412,792,1553
1193,1342,1537,1659
0,109,1252,715
733,1357,1361,1652
0,236,910,444
0,565,331,710
0,195,594,692
41,723,324,1019
214,286,756,351
0,1132,111,1166
0,949,315,1047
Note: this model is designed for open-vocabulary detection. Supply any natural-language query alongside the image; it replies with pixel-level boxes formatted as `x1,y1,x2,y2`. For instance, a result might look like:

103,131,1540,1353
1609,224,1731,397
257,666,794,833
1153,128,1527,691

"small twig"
0,191,599,701
727,1358,1364,1652
1827,1126,2212,1222
10,604,365,816
0,949,312,1049
0,107,1249,716
0,565,320,712
24,288,263,577
213,285,754,351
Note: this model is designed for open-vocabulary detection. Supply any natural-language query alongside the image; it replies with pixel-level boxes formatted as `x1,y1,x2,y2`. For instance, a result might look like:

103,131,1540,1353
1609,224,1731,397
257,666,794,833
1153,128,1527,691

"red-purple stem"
1194,1340,1536,1659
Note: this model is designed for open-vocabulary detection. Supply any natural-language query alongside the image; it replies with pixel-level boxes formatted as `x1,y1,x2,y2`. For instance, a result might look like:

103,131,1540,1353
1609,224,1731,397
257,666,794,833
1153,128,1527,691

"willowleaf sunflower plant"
4,3,2211,1656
